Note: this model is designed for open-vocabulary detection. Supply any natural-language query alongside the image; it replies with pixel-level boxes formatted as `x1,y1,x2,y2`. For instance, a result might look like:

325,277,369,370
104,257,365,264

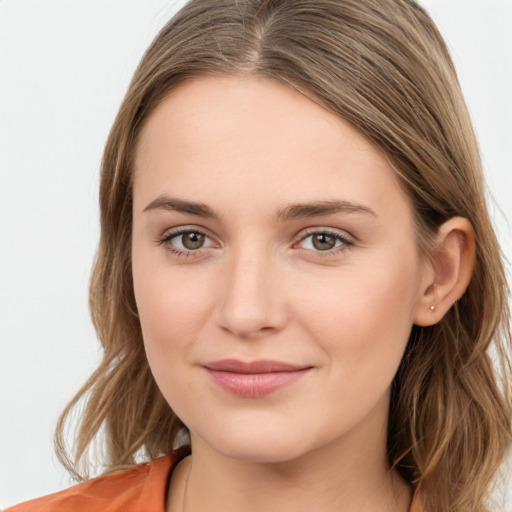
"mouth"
202,359,313,398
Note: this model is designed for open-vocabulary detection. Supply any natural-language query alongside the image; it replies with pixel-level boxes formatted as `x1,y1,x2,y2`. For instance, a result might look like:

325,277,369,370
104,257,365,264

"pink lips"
202,359,312,398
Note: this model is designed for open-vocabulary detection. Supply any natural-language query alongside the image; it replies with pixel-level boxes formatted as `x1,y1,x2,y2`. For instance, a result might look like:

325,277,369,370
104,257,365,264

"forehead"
135,75,379,169
132,75,410,222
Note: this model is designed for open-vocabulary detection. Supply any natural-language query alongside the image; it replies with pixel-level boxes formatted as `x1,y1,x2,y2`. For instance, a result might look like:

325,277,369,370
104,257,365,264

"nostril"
219,323,277,339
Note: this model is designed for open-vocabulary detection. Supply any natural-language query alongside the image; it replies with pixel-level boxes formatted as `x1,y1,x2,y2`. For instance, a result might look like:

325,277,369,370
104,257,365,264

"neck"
185,446,409,512
167,406,412,512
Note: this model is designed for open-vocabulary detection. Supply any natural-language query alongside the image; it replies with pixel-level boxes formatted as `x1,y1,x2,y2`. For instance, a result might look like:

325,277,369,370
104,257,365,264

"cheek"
132,264,215,419
134,272,210,352
131,238,214,367
295,255,420,375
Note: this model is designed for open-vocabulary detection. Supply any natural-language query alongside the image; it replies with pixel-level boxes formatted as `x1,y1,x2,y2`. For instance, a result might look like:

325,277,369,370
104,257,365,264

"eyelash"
157,227,215,258
296,228,354,258
156,227,354,259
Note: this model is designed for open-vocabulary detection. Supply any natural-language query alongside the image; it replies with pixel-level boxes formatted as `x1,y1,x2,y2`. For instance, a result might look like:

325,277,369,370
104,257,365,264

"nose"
216,248,288,339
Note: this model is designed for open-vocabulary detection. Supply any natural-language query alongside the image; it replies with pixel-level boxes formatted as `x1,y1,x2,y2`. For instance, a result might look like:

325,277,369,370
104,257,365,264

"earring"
430,305,435,311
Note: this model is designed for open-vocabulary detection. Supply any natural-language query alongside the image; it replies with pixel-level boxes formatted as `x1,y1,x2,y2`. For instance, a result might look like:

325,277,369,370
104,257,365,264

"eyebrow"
276,200,376,221
143,196,220,218
143,196,376,220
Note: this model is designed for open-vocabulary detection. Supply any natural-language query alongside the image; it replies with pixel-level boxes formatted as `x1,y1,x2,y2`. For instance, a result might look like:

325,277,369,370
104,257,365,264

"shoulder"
5,450,188,512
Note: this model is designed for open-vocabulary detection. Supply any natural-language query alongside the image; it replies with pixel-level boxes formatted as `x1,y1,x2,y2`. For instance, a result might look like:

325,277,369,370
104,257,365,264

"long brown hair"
55,1,512,510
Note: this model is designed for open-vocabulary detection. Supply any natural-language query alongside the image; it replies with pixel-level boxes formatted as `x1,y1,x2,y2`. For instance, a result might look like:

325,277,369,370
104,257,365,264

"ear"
414,217,475,327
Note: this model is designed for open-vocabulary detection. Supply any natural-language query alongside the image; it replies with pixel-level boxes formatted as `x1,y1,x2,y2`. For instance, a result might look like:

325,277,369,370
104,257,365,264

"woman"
7,1,511,511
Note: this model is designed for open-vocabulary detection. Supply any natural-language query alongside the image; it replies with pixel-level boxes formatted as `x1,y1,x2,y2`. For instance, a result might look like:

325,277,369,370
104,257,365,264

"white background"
0,0,511,509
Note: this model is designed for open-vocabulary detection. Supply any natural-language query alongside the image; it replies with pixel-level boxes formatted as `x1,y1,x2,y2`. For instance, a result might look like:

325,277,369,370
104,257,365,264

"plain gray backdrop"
1,0,511,508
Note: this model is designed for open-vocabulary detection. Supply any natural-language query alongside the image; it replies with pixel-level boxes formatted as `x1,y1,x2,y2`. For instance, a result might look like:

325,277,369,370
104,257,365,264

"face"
132,76,429,464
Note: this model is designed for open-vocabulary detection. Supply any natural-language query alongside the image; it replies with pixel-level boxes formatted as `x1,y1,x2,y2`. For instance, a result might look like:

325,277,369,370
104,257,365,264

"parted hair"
55,1,512,511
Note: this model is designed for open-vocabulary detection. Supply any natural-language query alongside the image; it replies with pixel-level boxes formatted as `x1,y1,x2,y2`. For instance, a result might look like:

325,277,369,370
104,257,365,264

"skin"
131,75,474,512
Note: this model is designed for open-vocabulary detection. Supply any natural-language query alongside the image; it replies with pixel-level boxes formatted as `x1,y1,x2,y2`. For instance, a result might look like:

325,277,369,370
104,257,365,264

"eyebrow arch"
143,196,376,221
143,196,220,218
276,200,376,221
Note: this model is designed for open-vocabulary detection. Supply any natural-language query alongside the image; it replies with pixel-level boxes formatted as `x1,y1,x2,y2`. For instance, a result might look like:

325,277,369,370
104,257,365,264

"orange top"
5,450,187,512
6,450,423,512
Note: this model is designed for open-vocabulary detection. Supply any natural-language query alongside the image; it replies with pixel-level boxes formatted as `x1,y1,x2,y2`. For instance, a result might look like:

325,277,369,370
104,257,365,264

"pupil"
183,232,205,250
313,234,335,251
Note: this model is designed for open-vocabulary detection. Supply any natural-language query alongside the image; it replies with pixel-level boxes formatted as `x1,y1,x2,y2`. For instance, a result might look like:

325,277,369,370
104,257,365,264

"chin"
211,438,309,464
191,417,325,464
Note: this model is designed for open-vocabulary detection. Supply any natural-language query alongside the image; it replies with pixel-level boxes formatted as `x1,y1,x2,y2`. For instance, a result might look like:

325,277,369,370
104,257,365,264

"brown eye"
312,233,336,251
181,232,205,250
297,230,352,254
159,228,216,256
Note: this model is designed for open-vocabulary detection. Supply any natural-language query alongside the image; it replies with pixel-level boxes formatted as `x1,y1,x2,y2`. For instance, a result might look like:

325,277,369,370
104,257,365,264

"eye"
175,231,207,250
297,230,353,253
158,228,216,255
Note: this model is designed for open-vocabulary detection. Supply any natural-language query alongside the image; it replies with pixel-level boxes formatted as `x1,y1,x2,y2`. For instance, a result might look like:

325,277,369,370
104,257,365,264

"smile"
202,359,313,398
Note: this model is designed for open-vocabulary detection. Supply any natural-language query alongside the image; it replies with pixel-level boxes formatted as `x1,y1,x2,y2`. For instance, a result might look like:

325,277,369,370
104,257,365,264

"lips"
202,359,312,398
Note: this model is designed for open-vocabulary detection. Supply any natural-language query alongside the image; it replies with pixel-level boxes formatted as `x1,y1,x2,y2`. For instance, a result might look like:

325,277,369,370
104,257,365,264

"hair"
54,1,512,511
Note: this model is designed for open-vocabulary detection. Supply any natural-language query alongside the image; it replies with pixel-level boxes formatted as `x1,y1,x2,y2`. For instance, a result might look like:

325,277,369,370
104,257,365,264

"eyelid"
297,226,354,242
158,225,209,241
156,225,219,256
293,227,354,255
